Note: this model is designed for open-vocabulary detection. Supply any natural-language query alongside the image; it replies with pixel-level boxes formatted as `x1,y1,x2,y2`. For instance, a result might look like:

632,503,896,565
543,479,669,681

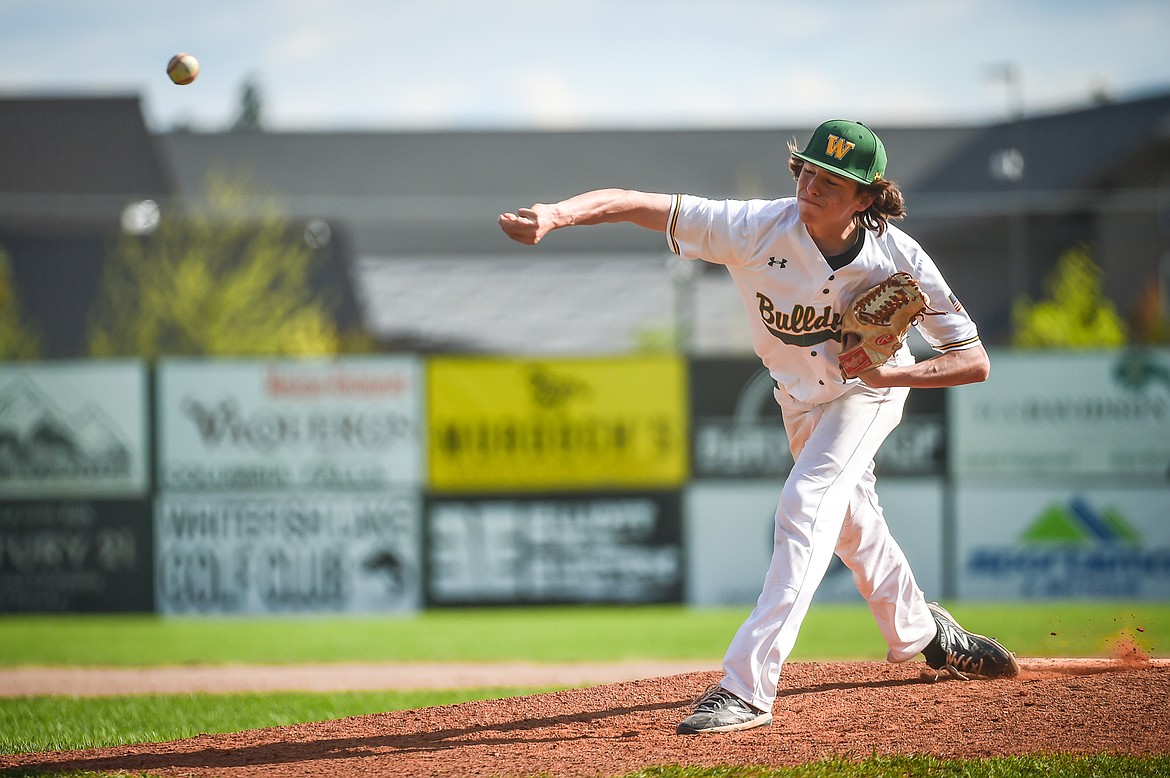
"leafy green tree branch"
1011,244,1127,349
89,173,360,359
0,248,42,359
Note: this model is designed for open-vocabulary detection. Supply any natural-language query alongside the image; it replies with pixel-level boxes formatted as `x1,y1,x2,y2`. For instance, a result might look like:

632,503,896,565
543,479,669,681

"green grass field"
1,602,1165,777
2,601,1162,666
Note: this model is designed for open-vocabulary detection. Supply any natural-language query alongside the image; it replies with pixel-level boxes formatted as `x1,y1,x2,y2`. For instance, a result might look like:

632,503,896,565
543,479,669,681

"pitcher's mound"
4,659,1168,778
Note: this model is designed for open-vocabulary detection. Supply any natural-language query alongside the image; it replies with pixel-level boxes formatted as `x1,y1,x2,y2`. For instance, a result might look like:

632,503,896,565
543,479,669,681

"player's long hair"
787,156,906,236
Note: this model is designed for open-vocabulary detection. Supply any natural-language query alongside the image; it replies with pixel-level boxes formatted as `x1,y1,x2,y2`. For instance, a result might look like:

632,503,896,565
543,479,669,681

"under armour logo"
768,257,788,268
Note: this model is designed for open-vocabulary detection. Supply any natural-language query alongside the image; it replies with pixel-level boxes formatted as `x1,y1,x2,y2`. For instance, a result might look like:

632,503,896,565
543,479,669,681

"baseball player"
498,119,1020,735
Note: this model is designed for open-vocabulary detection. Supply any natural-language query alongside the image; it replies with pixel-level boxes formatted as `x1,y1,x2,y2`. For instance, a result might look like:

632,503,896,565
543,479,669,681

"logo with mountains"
967,494,1161,598
0,377,132,483
1022,496,1140,546
1113,350,1170,394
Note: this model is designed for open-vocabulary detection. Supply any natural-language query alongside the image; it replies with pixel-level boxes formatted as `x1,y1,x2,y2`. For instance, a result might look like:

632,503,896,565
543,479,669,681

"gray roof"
158,125,981,257
158,90,1170,260
915,91,1170,196
0,95,172,229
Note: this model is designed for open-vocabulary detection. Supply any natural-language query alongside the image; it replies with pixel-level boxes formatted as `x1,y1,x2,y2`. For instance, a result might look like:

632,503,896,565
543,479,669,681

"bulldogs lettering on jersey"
755,294,841,347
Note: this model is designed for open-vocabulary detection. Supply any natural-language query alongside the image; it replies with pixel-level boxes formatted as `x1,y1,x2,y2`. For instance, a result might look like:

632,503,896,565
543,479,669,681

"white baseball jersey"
667,194,980,405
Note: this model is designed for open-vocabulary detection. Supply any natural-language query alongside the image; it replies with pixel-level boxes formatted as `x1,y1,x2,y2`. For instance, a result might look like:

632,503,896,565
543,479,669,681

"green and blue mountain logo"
1113,350,1170,393
967,495,1162,598
1022,496,1140,546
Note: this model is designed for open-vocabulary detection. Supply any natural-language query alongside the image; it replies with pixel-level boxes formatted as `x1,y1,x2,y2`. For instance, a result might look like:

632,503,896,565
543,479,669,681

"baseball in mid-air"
166,53,199,85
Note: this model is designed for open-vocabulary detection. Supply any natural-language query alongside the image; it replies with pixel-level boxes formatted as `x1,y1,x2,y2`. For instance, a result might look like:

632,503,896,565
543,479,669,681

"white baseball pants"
719,382,938,712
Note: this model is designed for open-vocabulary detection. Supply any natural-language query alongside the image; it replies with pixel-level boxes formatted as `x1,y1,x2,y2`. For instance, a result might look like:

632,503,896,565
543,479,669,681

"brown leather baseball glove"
838,272,940,379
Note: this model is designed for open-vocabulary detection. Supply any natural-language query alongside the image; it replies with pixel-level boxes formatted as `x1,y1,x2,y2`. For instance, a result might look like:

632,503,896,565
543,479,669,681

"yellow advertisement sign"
427,356,688,491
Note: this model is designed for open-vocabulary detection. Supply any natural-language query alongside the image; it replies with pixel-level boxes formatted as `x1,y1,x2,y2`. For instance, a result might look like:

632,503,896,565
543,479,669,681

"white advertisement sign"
685,480,945,606
155,492,421,613
0,361,148,498
956,485,1170,600
158,358,422,491
950,349,1170,478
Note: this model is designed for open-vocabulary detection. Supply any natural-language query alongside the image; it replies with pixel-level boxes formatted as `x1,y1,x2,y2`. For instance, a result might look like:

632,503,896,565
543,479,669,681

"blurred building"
0,96,171,356
3,91,1169,357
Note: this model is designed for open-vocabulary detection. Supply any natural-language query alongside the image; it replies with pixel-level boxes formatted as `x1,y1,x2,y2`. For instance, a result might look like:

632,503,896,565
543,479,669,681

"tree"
1129,275,1170,345
88,173,354,359
1011,244,1127,348
232,77,264,132
0,248,41,359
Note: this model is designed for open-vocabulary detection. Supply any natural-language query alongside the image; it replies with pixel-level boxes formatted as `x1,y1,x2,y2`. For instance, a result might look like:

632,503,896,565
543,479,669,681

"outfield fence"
1,348,1168,614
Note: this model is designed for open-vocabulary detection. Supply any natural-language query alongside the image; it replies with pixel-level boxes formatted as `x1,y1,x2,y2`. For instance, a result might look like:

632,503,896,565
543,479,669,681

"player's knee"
775,487,815,540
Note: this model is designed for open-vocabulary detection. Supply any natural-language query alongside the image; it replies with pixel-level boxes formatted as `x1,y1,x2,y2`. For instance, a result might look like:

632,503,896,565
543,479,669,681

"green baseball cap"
791,119,887,185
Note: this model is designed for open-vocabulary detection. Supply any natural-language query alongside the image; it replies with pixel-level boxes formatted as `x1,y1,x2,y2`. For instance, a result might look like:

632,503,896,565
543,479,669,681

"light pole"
987,63,1028,308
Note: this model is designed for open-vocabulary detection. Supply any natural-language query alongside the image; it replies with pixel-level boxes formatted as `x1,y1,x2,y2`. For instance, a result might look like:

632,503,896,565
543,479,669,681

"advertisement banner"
0,500,153,612
0,361,148,498
685,480,944,605
155,492,421,614
689,359,790,479
955,485,1170,600
950,349,1170,478
427,357,688,491
157,357,422,492
426,492,683,605
689,358,946,479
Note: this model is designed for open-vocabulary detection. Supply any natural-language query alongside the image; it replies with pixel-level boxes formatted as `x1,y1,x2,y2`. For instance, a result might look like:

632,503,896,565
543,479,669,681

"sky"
2,0,1169,133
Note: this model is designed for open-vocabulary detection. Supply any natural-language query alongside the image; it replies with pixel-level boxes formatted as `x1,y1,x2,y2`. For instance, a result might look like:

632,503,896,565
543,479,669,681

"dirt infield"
4,656,1169,777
